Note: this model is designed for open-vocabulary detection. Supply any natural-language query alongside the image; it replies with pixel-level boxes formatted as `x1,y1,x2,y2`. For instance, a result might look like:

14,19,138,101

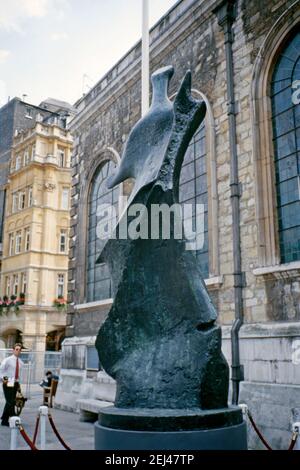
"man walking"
0,343,23,426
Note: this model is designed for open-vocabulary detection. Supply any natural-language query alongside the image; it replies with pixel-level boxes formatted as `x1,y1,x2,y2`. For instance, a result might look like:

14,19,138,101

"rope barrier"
10,403,299,452
288,431,299,451
247,410,273,450
47,413,72,450
17,424,39,451
240,404,299,451
32,414,40,446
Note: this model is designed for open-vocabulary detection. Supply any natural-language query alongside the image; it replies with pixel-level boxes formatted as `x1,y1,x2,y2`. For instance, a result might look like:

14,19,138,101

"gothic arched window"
271,31,300,263
87,160,119,302
179,121,209,278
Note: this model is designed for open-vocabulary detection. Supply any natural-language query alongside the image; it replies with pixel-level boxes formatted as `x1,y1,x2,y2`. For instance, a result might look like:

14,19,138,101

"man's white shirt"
0,355,24,385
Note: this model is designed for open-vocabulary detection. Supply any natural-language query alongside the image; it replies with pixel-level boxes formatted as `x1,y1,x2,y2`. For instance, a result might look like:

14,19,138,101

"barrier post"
292,422,300,451
9,416,21,450
39,406,48,450
292,408,300,451
239,403,248,417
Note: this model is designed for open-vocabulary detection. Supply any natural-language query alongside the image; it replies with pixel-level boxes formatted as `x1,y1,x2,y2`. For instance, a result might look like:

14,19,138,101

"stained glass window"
179,122,209,278
87,160,119,302
271,31,300,263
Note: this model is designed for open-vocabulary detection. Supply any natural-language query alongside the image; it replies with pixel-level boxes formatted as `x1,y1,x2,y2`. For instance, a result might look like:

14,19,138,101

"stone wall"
223,322,300,449
67,0,300,327
63,0,300,449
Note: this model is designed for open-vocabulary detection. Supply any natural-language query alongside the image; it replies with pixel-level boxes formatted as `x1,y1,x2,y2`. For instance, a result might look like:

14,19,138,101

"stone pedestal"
95,406,247,450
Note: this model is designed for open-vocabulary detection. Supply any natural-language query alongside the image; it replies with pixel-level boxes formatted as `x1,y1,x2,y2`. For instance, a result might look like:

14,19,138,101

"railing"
9,406,72,450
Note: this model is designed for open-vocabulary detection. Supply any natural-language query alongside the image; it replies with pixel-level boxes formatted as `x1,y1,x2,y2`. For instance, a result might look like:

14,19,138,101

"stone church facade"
55,0,300,449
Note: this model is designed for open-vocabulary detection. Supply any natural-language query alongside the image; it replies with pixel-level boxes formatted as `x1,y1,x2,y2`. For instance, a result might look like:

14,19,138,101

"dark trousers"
1,382,18,424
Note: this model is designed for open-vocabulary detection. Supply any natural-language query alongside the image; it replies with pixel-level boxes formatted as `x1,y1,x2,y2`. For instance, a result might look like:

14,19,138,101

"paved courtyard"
0,385,94,450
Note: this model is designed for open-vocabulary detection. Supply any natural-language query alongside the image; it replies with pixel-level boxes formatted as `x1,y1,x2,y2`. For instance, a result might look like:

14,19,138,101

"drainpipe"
213,0,244,405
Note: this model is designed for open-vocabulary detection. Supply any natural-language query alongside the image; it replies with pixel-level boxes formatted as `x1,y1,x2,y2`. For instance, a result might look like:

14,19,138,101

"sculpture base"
95,406,247,450
94,421,247,450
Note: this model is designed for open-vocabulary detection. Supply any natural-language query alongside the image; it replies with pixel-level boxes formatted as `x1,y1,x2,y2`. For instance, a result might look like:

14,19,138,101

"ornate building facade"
0,114,73,351
56,0,300,449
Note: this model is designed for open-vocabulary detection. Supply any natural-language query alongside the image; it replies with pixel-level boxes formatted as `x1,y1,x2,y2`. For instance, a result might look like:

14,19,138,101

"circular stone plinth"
98,406,243,432
94,420,248,450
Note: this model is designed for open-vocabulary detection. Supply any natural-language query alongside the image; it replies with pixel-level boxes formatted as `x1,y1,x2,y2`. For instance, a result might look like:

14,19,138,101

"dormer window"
25,107,33,119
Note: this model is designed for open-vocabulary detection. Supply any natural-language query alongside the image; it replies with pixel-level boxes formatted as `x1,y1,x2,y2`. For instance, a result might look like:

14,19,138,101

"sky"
0,0,178,107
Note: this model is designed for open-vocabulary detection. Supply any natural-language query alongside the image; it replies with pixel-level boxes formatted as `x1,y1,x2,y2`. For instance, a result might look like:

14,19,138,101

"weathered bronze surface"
96,66,229,411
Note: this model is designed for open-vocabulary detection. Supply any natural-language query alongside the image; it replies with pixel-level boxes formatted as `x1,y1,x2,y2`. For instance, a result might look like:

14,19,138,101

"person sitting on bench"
39,370,59,389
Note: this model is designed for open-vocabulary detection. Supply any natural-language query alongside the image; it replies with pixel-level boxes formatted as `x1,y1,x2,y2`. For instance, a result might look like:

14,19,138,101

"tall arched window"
271,31,300,263
179,121,209,278
87,160,119,301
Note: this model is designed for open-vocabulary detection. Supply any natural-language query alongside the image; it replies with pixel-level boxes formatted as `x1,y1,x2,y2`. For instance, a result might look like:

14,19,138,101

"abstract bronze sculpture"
95,66,247,449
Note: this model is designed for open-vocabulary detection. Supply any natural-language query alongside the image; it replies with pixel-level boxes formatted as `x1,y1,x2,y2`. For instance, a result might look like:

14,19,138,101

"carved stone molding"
44,182,56,192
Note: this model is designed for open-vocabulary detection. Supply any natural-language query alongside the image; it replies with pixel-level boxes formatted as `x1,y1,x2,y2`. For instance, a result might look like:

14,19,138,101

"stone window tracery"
86,160,119,302
271,31,300,263
179,121,209,278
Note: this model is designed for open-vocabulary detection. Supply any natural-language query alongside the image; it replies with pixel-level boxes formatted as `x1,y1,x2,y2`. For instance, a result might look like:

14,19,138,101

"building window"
87,160,119,302
5,276,10,296
25,107,33,119
12,192,18,213
179,121,209,278
271,31,300,263
8,233,14,256
21,273,27,294
13,274,19,296
15,155,22,171
23,149,30,166
57,274,64,297
86,346,102,371
58,148,65,167
15,231,22,254
28,187,33,207
18,191,25,210
59,229,67,253
31,144,36,160
25,228,30,251
61,188,69,210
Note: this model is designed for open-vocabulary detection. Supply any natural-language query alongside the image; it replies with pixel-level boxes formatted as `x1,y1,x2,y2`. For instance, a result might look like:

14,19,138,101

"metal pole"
9,416,21,450
141,0,149,116
39,405,48,450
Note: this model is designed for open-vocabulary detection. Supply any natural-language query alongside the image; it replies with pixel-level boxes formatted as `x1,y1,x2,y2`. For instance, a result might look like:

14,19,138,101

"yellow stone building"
0,115,72,351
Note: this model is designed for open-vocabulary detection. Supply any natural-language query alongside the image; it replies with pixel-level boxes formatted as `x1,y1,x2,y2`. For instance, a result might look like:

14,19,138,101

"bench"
43,379,59,408
76,398,112,422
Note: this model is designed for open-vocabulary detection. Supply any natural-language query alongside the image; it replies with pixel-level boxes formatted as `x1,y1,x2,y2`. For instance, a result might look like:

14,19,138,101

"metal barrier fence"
0,349,61,398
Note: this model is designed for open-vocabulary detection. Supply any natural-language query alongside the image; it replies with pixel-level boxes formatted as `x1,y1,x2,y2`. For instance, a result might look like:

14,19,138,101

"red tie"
15,358,19,381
